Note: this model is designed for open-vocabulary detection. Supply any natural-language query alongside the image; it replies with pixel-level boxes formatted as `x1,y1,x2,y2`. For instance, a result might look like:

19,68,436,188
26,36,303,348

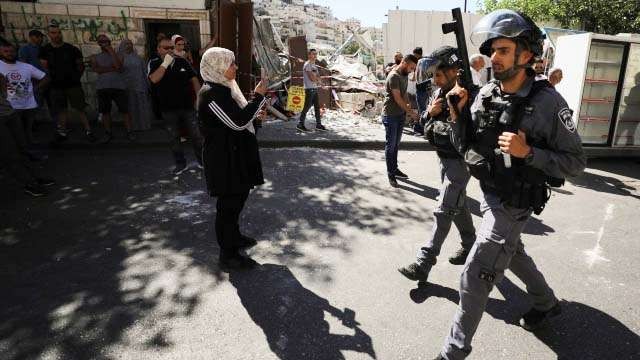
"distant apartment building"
254,0,381,56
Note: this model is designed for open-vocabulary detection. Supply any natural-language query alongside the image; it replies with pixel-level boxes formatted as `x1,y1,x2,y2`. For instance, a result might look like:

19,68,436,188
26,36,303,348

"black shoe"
54,130,68,143
296,124,309,132
520,301,562,331
315,124,327,131
24,183,47,197
388,175,398,187
102,131,113,144
219,253,258,271
86,131,98,143
398,262,430,282
394,169,409,179
172,163,187,176
448,247,471,265
238,234,258,249
36,177,56,187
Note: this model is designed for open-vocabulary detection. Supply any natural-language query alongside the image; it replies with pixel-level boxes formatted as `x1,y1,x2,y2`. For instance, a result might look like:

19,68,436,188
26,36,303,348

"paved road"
1,148,639,360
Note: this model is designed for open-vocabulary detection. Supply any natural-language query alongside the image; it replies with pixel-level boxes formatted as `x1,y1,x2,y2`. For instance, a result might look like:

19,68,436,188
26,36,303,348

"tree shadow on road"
408,277,640,359
1,148,417,359
228,263,376,360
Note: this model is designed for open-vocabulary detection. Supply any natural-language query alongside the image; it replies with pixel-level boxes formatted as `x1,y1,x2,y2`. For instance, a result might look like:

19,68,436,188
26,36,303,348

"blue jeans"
382,114,405,176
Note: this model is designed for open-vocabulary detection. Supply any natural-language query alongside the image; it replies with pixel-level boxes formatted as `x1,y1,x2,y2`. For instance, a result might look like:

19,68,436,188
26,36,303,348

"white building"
382,10,484,63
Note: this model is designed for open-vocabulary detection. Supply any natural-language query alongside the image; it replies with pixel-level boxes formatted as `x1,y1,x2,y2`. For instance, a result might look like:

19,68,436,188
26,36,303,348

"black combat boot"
397,262,431,282
219,251,257,271
238,234,258,249
520,301,562,331
448,247,471,265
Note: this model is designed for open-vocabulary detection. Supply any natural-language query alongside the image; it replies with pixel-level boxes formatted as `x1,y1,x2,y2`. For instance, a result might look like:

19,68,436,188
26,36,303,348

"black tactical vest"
465,79,564,215
424,89,461,158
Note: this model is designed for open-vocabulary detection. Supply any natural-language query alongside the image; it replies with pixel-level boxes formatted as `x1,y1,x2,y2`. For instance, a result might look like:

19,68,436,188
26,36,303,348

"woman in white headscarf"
117,39,152,130
198,47,267,271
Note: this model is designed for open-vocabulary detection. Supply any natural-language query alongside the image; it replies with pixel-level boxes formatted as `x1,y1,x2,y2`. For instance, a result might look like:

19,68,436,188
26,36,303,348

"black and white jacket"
197,82,266,196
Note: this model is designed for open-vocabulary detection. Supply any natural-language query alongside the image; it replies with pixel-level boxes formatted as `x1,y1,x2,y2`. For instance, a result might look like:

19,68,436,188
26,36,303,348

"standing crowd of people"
0,24,221,196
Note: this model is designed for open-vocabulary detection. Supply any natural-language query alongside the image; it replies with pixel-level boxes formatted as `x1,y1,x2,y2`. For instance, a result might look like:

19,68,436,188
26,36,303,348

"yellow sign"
286,86,306,113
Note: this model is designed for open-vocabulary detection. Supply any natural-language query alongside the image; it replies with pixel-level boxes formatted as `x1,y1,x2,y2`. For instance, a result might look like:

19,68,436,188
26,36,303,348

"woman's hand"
254,79,267,96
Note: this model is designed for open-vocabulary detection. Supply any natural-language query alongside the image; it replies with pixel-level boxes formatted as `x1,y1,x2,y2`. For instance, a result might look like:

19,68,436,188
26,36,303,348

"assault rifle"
441,7,475,108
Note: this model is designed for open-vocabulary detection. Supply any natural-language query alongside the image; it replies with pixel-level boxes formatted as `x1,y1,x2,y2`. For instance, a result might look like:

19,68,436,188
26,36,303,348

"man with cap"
398,46,477,283
432,10,586,359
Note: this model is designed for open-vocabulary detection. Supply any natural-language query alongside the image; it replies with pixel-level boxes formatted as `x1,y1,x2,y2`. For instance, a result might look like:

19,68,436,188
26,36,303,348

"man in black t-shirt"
148,37,202,175
39,24,95,142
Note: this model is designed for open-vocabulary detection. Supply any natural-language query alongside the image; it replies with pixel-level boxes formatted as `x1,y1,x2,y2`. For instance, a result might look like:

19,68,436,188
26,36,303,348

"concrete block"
99,6,130,18
126,31,146,47
1,1,34,14
4,13,27,30
68,5,99,17
130,7,166,19
34,3,68,16
167,9,208,20
46,15,73,30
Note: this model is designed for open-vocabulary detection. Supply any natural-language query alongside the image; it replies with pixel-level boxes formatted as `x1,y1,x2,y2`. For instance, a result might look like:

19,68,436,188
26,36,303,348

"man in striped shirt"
148,37,203,175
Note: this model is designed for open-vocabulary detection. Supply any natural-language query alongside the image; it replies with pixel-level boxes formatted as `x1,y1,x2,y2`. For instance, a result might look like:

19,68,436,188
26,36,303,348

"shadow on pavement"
397,178,555,236
1,148,415,359
569,169,640,200
409,278,640,359
229,263,376,360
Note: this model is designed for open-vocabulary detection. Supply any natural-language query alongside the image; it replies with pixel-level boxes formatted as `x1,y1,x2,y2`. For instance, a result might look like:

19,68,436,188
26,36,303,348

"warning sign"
287,86,306,113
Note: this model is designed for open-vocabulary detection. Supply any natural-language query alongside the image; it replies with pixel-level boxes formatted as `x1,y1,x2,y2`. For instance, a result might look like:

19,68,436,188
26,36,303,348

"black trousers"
215,189,250,253
298,88,322,126
0,114,37,186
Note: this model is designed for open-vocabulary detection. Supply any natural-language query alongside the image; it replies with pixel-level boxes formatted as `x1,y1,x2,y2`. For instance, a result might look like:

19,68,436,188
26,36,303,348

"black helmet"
471,9,545,57
418,46,460,79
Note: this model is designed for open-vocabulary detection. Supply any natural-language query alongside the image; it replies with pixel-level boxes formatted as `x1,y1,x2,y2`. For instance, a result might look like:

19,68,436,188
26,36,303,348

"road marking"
583,204,614,268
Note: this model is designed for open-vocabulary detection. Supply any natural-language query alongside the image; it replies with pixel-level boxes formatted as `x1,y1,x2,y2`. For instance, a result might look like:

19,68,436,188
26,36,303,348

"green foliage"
478,0,640,34
342,41,360,55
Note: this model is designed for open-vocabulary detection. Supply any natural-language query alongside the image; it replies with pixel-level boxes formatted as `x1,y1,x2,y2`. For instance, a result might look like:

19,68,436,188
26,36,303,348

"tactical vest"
424,90,461,158
465,79,564,215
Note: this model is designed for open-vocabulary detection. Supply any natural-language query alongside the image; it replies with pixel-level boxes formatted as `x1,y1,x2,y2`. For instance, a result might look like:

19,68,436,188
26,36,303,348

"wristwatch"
524,147,535,165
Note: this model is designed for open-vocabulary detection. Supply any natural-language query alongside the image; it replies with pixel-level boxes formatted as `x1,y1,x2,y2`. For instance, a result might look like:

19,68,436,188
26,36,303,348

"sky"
308,0,481,27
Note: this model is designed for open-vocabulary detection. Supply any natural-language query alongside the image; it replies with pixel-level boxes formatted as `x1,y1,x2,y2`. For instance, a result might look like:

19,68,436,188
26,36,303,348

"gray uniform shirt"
454,76,586,179
95,52,126,90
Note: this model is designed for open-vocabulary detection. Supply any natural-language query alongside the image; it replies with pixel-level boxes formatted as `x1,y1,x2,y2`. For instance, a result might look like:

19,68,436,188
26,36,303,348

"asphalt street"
1,148,639,360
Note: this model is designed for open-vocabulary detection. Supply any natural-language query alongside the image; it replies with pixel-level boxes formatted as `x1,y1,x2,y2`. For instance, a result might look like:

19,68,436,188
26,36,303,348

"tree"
478,0,640,34
342,41,360,55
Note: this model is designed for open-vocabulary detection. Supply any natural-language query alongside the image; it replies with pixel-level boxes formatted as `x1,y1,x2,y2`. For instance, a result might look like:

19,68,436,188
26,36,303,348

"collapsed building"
252,17,386,120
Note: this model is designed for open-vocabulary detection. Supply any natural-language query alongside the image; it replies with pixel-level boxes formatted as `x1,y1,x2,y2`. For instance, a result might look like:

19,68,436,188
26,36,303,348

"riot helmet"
418,46,461,78
471,9,545,58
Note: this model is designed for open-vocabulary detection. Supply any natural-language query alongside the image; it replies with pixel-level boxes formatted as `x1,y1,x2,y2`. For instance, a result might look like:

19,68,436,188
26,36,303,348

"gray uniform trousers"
416,155,476,268
442,192,558,360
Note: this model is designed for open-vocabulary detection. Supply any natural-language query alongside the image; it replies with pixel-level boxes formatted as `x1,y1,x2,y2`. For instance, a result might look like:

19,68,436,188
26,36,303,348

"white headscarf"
200,47,254,133
171,34,186,57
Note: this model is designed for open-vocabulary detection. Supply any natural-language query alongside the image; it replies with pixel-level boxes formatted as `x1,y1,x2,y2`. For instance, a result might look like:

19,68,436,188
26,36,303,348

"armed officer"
433,10,586,360
398,46,476,283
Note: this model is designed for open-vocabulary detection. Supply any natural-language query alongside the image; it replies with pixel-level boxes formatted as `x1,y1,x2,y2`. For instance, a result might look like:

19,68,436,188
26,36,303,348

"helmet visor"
470,9,531,46
416,56,438,84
